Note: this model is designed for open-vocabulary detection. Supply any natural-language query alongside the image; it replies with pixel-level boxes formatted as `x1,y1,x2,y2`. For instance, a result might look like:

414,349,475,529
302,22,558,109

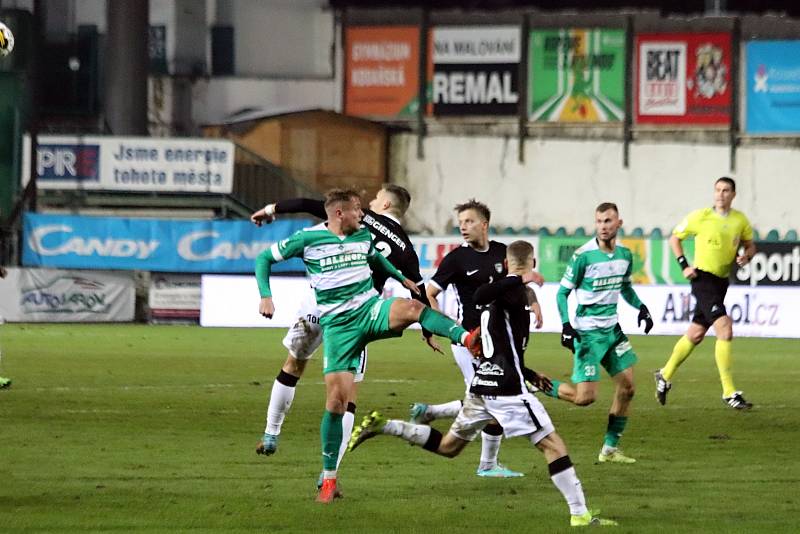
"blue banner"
22,213,314,273
745,41,800,134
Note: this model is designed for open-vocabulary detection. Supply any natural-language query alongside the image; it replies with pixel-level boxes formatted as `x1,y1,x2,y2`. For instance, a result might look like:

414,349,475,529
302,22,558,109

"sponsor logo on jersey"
319,252,368,270
477,362,505,376
592,275,624,289
466,269,479,276
363,213,406,251
472,377,499,387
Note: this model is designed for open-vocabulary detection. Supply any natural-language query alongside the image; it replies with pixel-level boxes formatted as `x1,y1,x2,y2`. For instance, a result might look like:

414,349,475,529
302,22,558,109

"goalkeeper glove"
638,305,654,334
560,322,580,353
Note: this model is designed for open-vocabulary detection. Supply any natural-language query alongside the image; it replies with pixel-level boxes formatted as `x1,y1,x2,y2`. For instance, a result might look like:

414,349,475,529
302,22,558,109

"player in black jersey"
411,199,544,478
251,185,441,464
348,241,617,527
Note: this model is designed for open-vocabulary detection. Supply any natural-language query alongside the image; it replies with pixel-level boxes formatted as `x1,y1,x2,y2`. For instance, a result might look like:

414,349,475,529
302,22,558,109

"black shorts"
690,269,729,328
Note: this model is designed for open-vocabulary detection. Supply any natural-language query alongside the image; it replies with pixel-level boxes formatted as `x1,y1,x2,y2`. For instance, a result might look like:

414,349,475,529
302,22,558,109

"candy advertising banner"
428,26,521,116
636,32,731,125
22,213,312,273
344,26,420,118
529,28,625,122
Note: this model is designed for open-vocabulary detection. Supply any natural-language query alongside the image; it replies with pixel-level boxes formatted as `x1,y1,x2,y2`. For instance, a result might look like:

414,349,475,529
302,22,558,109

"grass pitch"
1,324,798,532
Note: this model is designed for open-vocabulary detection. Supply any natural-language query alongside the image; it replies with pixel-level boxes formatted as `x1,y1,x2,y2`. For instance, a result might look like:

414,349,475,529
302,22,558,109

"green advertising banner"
538,235,695,285
528,28,625,122
538,236,589,282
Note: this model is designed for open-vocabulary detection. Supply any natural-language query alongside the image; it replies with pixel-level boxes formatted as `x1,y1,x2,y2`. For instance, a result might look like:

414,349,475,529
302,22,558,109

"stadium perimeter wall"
390,134,797,237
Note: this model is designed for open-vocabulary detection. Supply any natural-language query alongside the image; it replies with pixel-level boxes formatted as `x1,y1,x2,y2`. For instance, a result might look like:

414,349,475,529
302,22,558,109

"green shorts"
320,296,401,375
571,324,637,383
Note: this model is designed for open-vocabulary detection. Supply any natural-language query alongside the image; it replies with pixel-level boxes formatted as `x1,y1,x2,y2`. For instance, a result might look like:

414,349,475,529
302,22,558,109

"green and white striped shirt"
556,238,642,330
255,223,406,320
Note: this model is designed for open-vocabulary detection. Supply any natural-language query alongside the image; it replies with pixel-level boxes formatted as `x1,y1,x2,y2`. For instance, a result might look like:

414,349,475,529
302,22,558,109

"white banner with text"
0,267,135,322
22,134,234,193
201,276,800,339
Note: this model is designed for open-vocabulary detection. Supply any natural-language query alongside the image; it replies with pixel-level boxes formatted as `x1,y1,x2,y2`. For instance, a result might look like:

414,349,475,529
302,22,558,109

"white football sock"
336,410,355,469
383,420,431,446
601,444,618,455
427,400,462,420
551,467,588,516
479,432,502,469
264,380,295,435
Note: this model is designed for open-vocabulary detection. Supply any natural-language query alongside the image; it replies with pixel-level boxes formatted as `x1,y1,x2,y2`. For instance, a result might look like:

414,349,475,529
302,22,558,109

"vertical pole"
729,16,740,172
623,15,634,168
341,8,349,116
518,14,529,164
104,1,149,135
416,8,429,160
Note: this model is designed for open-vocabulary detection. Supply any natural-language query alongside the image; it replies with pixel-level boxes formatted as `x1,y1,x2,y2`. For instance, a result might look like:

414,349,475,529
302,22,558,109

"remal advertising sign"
429,26,521,116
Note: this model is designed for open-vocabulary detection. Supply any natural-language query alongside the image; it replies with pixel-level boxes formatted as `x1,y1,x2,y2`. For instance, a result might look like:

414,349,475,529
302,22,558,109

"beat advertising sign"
429,26,521,116
636,32,731,125
345,26,420,118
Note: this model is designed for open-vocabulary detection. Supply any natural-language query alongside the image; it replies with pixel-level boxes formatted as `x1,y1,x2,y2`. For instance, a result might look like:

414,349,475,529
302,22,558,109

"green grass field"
1,324,798,532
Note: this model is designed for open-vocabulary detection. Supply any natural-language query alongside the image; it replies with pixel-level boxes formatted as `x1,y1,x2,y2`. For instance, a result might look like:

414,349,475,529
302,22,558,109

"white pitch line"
31,378,414,393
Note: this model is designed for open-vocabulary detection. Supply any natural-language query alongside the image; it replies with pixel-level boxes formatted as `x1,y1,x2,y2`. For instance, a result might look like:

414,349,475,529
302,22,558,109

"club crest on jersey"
494,263,503,273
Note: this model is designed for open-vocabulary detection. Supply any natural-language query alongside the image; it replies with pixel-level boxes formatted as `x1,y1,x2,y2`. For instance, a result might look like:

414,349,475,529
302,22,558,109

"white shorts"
449,392,555,444
281,291,367,382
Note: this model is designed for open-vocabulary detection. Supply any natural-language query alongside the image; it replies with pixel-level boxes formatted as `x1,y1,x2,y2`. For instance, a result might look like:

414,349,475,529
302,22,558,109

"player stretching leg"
412,200,544,478
253,186,438,469
350,241,617,527
255,189,481,503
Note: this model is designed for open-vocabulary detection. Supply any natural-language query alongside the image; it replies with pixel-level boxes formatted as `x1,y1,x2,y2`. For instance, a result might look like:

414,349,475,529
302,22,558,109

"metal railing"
231,143,320,211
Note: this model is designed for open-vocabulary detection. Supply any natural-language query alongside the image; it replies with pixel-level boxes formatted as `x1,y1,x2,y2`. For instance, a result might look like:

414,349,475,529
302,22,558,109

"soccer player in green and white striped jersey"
255,188,481,503
544,203,653,464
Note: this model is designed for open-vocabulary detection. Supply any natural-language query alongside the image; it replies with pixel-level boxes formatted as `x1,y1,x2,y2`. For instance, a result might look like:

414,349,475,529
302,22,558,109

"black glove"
638,305,654,334
561,322,581,353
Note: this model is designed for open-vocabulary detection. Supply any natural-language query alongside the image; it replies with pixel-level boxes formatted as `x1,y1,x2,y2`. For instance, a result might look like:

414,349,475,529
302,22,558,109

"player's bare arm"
402,278,421,295
425,284,443,313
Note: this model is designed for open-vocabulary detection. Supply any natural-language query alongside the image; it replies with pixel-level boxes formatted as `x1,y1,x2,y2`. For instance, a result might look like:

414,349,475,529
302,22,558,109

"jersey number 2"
375,241,391,258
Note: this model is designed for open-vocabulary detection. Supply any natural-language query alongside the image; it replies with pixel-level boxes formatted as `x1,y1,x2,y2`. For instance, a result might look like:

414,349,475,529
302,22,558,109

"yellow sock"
662,336,695,381
715,339,736,398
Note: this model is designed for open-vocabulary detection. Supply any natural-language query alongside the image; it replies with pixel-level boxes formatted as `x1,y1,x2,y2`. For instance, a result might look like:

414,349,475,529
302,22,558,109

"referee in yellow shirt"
654,177,757,409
